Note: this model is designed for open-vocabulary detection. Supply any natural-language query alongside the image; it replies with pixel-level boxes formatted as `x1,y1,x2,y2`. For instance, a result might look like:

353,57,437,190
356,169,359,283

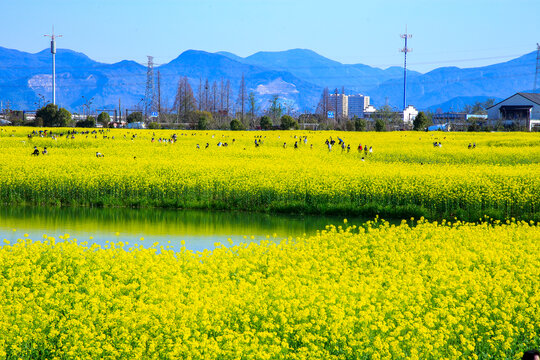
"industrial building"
487,93,540,131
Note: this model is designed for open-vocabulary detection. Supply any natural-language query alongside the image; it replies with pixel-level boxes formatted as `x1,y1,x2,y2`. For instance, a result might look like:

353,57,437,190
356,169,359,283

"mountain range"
0,46,537,113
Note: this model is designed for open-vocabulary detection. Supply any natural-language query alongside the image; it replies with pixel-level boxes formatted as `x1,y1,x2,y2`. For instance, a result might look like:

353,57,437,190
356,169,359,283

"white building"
487,93,540,131
348,95,370,118
364,105,376,114
402,105,418,124
328,93,348,118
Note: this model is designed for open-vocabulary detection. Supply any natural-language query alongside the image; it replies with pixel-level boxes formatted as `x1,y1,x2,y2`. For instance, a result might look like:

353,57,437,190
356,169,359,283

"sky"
1,0,539,73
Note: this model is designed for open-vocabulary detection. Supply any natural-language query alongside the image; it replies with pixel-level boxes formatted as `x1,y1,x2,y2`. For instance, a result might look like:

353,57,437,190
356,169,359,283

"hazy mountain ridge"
368,52,537,109
0,46,536,113
219,48,420,93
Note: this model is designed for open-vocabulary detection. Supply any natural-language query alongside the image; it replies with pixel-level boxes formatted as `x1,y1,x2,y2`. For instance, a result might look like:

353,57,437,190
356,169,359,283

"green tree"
7,110,25,126
56,108,72,127
147,122,160,130
36,103,58,127
247,92,258,129
32,117,44,127
354,116,367,131
126,112,144,123
260,116,273,130
374,118,386,132
230,118,244,130
197,111,213,130
97,112,110,126
413,112,428,131
268,95,282,123
280,115,299,130
76,116,96,128
35,103,72,127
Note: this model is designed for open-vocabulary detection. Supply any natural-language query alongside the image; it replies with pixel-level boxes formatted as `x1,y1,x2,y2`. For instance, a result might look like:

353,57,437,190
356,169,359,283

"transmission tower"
44,26,62,106
144,56,156,116
534,43,540,93
400,27,412,110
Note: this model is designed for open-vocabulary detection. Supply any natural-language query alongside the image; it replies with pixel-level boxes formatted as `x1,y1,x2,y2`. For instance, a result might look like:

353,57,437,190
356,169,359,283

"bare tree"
219,78,225,113
197,78,203,111
173,76,196,122
212,81,218,113
204,78,210,112
225,79,231,117
316,87,330,119
237,73,246,121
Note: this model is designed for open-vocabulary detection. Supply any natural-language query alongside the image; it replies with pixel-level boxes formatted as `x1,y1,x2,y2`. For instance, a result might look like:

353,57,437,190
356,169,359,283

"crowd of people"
24,130,485,165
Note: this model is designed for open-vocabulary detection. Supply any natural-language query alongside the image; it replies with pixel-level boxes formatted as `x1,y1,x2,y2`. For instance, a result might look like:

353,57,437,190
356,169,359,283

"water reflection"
0,207,364,252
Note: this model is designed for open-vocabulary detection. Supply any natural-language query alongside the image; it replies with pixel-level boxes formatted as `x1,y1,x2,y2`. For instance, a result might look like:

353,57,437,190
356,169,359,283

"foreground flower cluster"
1,220,539,359
0,128,539,220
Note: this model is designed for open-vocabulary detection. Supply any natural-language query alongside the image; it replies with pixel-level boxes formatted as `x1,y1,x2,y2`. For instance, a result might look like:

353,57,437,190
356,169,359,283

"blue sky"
2,0,539,73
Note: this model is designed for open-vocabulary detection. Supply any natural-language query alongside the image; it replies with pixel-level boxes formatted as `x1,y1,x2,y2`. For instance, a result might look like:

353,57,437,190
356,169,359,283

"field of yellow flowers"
1,219,539,359
0,127,538,220
1,127,540,359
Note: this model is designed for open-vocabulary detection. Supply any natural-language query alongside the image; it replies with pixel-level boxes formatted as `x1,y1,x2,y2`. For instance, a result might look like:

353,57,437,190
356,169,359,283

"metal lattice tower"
144,56,156,116
44,26,62,106
534,43,540,93
400,27,412,110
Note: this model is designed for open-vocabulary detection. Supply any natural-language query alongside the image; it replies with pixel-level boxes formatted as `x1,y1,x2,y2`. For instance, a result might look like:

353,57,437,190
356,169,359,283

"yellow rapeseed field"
1,220,539,359
0,127,539,220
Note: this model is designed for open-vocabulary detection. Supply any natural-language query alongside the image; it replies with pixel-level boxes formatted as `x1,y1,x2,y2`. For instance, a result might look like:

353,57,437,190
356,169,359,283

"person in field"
31,147,39,156
522,350,540,360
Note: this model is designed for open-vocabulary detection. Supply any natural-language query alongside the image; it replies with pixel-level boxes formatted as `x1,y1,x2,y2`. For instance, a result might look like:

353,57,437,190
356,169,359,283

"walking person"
522,350,540,360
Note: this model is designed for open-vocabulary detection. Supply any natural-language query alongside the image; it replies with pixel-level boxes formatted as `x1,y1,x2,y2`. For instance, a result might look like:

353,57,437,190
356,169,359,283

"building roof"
518,92,540,105
500,105,533,110
488,92,540,109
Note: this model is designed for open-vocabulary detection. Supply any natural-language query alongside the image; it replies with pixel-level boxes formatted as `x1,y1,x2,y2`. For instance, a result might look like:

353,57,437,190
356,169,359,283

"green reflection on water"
0,206,368,251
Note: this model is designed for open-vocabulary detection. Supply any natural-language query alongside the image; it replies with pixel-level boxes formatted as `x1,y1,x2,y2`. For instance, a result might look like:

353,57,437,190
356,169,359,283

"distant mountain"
367,52,537,108
215,51,245,63
427,96,503,113
221,48,418,93
0,46,147,111
158,50,322,111
0,45,536,113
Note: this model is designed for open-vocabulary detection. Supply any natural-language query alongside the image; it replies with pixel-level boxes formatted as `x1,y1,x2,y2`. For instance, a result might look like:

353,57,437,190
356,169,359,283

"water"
0,206,364,252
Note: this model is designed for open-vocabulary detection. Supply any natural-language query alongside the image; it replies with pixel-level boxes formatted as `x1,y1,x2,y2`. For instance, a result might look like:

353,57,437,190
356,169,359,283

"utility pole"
534,43,540,93
400,27,412,110
335,88,339,125
44,26,62,106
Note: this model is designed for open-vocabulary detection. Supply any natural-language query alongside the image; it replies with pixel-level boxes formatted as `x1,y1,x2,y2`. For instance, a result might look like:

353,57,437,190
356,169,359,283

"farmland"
1,127,539,359
0,128,538,221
